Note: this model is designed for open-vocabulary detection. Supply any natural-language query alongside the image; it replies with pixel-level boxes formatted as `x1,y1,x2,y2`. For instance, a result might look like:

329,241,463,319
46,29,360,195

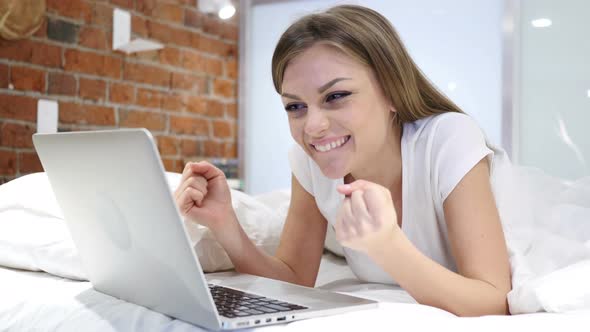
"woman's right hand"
174,161,235,232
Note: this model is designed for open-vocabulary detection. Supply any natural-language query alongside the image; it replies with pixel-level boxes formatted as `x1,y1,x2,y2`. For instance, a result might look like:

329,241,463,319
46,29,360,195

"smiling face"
281,43,398,179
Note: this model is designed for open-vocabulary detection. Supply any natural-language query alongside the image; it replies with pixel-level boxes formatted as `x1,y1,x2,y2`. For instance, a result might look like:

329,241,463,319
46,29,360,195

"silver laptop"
32,129,376,330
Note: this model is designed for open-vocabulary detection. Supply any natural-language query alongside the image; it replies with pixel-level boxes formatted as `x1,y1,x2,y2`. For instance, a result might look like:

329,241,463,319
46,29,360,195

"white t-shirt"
288,112,509,285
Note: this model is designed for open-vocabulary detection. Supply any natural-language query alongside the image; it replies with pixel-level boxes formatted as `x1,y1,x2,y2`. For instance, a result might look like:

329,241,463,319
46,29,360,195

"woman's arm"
214,174,328,287
377,158,510,316
337,158,511,316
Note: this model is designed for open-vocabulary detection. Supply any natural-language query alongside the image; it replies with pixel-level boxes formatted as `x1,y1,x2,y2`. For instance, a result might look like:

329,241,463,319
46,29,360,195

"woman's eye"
326,91,351,102
285,103,307,112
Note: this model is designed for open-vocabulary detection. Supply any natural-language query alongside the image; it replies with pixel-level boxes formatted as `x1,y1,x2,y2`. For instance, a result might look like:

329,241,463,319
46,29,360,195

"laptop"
32,128,376,330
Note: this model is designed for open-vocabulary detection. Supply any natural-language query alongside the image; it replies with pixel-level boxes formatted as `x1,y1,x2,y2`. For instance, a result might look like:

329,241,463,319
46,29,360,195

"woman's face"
281,43,395,179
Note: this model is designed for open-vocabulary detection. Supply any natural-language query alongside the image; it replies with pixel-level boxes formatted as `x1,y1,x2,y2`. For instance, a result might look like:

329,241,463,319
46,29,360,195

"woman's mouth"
311,135,351,153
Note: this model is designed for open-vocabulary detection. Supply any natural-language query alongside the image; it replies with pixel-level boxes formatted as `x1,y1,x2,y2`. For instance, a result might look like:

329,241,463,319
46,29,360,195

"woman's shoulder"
404,112,483,142
406,111,476,131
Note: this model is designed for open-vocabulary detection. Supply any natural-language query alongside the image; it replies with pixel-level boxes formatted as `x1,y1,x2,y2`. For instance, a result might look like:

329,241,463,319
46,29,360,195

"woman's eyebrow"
318,77,351,93
281,93,301,100
282,77,352,100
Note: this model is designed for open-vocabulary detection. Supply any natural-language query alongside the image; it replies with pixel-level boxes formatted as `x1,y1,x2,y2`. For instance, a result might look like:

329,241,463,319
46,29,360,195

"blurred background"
0,0,239,185
0,0,588,193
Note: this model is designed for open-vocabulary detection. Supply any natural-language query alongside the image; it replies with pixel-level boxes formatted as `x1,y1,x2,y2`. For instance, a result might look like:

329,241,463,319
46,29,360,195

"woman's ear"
389,104,397,114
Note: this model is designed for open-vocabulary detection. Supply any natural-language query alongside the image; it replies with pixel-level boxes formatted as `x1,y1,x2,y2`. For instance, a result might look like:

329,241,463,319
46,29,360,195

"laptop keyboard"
208,284,308,318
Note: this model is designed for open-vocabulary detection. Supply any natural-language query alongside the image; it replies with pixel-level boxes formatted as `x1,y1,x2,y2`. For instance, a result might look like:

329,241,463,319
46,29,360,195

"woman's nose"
304,108,329,136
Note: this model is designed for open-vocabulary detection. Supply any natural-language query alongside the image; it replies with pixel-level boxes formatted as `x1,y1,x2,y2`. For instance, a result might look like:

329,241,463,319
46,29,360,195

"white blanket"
2,263,590,332
493,166,590,313
1,171,590,315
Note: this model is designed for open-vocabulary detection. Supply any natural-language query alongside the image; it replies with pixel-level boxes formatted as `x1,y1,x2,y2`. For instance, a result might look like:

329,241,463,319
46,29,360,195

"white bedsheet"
1,255,590,332
2,171,590,325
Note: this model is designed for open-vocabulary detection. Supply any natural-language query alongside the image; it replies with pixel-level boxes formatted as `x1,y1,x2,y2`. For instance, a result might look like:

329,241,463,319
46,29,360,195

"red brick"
159,47,181,66
19,152,43,174
65,49,122,79
119,109,166,131
224,142,237,158
124,62,170,87
132,15,148,37
0,64,8,88
10,66,46,93
184,9,202,29
203,140,222,157
136,88,163,109
202,15,221,36
225,102,237,119
171,72,205,92
156,136,179,155
92,2,114,28
79,78,106,102
110,0,133,9
0,122,35,148
204,57,223,76
0,39,32,62
226,43,237,58
47,0,92,22
104,56,123,79
181,50,204,72
198,35,232,57
225,59,237,79
212,120,232,138
79,27,109,50
213,78,234,98
136,0,158,16
181,139,200,156
205,99,224,117
170,116,208,135
152,3,184,24
31,42,62,68
170,29,194,49
185,96,207,115
161,93,187,112
162,158,183,173
189,32,200,49
0,150,17,176
109,82,135,104
147,21,173,43
0,95,37,122
48,72,77,96
221,24,238,41
149,21,192,48
60,102,115,126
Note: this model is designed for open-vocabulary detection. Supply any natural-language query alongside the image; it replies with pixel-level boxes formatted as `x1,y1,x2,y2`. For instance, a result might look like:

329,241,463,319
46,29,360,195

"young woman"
174,5,512,316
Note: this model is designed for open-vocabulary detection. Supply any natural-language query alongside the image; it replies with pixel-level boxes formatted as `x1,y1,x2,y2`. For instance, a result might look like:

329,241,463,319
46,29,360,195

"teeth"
313,136,348,152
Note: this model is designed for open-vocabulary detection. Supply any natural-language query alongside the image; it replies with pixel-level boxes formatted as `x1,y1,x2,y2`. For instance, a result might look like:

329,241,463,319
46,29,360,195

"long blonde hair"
271,5,463,125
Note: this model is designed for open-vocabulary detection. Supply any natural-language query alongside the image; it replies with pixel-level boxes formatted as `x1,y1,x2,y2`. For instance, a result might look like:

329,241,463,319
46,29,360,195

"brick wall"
0,0,239,184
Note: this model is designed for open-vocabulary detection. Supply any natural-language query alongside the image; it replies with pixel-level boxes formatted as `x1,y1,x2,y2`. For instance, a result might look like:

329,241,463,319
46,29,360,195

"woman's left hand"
335,180,401,254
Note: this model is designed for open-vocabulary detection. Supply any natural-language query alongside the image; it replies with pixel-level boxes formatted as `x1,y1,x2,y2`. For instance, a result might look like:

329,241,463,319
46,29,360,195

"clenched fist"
335,180,401,254
174,161,234,232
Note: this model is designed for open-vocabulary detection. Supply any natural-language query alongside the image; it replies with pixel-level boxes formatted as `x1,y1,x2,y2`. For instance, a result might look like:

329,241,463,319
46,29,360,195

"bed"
1,173,590,331
2,255,589,332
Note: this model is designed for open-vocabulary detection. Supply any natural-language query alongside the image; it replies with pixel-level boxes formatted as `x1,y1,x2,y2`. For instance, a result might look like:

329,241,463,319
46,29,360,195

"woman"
174,5,511,316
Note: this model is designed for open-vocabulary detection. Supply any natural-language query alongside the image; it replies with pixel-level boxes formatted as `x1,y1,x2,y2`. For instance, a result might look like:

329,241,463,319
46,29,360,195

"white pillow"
0,172,288,279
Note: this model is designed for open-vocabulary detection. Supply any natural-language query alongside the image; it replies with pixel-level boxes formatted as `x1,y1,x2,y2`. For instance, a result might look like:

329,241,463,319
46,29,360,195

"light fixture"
447,82,457,92
531,18,552,28
113,8,163,54
587,89,590,98
198,0,236,20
